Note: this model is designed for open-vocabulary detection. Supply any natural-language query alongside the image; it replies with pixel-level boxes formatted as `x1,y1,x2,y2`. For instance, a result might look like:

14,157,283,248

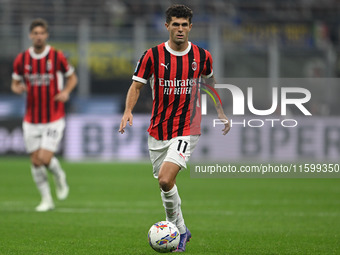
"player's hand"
12,84,27,94
54,90,70,102
218,112,231,135
119,112,133,134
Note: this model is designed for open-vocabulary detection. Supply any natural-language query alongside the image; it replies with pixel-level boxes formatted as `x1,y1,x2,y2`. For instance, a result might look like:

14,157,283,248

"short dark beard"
33,43,45,53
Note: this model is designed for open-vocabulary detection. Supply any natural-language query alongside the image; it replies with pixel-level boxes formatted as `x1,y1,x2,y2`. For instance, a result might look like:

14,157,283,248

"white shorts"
148,135,200,178
22,118,65,153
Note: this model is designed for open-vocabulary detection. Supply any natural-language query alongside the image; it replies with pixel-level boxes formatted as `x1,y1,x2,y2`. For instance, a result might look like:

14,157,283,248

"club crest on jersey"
46,59,52,71
25,64,31,71
192,59,197,71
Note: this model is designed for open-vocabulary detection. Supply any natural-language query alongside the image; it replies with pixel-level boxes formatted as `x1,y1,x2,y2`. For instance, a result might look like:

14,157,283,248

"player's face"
165,17,192,46
30,26,48,50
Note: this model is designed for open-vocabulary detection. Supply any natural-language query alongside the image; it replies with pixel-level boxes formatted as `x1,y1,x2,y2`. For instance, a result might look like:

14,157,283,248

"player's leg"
37,149,69,200
158,162,191,253
40,119,69,200
158,161,187,231
30,150,55,212
158,161,179,192
148,136,183,229
160,136,200,252
23,121,54,211
149,135,197,251
158,162,186,229
158,161,183,227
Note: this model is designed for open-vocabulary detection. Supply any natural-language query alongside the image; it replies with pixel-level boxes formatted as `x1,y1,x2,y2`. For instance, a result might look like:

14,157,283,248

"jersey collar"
29,45,51,59
165,41,191,56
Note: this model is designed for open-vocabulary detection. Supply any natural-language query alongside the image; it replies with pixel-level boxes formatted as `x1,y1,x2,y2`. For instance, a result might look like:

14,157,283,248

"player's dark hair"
29,18,48,32
166,4,193,24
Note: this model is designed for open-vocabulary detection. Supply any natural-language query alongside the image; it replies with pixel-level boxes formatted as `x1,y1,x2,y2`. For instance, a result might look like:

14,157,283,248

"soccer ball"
148,221,180,253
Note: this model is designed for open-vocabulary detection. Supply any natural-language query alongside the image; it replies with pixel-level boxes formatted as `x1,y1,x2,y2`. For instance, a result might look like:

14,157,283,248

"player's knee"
30,153,41,167
31,154,49,167
31,158,43,167
36,152,52,166
39,157,51,166
158,176,172,192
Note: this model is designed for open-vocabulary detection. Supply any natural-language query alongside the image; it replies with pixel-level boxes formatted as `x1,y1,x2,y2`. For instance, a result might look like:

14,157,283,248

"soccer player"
119,5,230,252
11,18,78,212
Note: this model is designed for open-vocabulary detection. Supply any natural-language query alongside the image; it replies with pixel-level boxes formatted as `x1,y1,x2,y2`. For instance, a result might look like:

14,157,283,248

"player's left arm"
54,72,78,102
54,51,78,102
203,74,230,135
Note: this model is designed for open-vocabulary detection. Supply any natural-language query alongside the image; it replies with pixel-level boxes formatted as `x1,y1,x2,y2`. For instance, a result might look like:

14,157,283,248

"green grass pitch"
0,158,339,255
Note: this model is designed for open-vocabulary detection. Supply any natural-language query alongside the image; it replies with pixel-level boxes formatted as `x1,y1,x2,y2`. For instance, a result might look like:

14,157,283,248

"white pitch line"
1,206,339,218
1,200,340,217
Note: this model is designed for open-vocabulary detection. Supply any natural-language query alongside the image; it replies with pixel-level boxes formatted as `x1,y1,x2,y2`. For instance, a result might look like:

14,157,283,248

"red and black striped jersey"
12,45,74,124
133,41,213,140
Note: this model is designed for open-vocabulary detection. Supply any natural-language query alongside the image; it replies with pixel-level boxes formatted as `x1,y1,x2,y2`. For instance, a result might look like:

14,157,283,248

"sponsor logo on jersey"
160,78,198,95
161,63,169,70
159,78,197,87
24,73,54,86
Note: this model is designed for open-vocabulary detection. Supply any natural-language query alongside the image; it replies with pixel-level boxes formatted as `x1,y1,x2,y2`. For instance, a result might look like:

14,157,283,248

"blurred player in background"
11,18,78,212
119,5,230,252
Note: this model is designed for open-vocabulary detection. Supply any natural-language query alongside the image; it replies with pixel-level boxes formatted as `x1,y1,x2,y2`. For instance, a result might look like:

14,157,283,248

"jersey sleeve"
57,51,74,77
12,53,24,81
132,49,153,84
201,50,213,79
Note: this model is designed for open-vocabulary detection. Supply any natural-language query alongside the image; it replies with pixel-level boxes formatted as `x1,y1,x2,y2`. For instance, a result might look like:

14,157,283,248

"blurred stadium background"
0,0,340,162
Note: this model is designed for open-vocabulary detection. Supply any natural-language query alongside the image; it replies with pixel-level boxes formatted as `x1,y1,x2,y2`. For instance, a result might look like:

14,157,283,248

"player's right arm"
11,53,26,95
119,81,145,134
11,78,26,95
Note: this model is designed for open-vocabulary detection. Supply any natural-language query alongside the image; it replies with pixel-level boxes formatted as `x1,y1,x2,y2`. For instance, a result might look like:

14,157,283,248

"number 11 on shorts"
177,139,188,153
